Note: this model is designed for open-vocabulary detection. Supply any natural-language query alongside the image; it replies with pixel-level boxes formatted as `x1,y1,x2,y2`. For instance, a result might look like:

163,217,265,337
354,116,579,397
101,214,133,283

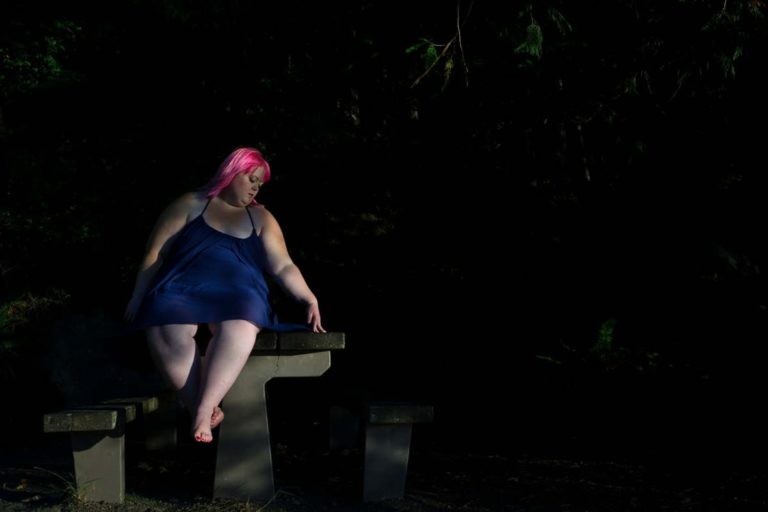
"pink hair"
204,147,272,205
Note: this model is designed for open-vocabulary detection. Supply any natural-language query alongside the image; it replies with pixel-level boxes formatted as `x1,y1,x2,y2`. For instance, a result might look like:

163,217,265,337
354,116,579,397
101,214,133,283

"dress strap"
245,206,257,231
200,197,213,214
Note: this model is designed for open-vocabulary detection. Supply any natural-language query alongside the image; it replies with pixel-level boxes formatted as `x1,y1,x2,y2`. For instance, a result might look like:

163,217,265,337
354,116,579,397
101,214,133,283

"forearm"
129,258,163,302
273,263,318,304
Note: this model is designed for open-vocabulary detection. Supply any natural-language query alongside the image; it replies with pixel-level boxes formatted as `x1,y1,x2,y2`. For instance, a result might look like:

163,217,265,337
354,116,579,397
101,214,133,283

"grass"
3,437,768,511
3,411,768,511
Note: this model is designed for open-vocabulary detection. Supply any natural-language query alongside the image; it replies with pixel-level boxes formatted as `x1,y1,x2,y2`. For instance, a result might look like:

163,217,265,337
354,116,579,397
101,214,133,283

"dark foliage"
1,0,767,465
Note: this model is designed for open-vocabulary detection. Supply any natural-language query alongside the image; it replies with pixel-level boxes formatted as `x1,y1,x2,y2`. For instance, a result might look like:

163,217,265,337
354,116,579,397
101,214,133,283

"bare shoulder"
248,205,280,235
249,204,277,221
144,192,205,248
163,192,207,221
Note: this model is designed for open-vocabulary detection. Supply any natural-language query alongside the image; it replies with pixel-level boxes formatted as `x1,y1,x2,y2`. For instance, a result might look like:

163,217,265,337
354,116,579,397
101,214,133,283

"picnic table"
44,330,344,504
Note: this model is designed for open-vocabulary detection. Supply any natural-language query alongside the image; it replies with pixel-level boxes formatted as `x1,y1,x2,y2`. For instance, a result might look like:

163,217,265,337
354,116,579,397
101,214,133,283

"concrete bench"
329,400,434,501
42,392,178,504
43,404,136,503
44,331,344,504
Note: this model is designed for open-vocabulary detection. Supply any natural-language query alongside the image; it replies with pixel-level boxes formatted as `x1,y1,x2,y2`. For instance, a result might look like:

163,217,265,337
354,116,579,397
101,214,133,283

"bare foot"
211,406,224,429
193,424,213,443
192,409,214,443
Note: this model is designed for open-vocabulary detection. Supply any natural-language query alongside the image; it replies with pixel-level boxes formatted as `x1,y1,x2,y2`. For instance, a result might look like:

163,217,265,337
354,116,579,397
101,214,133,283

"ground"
2,418,768,512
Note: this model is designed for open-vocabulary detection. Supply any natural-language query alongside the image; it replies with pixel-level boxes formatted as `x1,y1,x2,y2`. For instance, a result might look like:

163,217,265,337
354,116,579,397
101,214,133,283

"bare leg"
205,323,224,430
146,324,200,413
193,320,259,443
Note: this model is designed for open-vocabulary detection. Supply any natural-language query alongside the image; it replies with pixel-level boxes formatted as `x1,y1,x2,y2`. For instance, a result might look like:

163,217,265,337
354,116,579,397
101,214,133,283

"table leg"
213,351,331,501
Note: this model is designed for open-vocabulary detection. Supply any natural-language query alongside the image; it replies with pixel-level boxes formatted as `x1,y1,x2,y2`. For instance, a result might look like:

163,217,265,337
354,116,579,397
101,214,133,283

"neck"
216,195,246,209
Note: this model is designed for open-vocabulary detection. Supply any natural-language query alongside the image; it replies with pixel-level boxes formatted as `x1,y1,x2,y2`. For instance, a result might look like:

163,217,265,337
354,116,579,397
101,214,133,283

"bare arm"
124,193,198,322
259,208,325,332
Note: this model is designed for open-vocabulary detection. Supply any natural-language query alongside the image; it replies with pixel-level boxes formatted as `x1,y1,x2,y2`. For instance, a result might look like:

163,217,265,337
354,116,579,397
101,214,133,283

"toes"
193,430,213,443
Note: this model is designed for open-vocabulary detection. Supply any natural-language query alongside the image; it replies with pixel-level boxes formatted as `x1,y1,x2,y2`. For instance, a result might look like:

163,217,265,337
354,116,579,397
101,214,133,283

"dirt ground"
2,417,768,512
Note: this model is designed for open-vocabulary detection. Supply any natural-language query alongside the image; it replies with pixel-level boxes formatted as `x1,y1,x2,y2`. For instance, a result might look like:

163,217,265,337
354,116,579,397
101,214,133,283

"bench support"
213,351,331,501
363,423,413,501
44,407,133,504
329,402,434,502
71,426,127,503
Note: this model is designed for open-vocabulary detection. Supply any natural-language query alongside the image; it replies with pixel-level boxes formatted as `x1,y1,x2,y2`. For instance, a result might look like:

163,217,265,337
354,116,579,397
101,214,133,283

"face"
222,165,266,206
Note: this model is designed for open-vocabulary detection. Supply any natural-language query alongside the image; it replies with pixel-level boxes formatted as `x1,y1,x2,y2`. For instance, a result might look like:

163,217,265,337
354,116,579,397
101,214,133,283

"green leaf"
514,20,543,59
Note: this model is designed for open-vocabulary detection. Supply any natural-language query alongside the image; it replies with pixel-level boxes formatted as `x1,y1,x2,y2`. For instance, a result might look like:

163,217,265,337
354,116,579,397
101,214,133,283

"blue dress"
132,201,308,332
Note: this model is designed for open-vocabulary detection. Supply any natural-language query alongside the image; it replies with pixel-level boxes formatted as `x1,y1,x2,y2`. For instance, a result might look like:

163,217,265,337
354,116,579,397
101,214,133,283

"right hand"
124,296,142,323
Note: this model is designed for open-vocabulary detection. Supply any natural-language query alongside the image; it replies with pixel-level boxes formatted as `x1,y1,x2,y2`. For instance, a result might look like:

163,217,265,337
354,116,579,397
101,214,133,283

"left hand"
306,301,326,333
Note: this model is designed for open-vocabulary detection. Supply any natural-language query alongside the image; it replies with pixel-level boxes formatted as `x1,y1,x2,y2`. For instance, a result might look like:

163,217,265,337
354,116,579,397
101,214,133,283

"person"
124,147,325,443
